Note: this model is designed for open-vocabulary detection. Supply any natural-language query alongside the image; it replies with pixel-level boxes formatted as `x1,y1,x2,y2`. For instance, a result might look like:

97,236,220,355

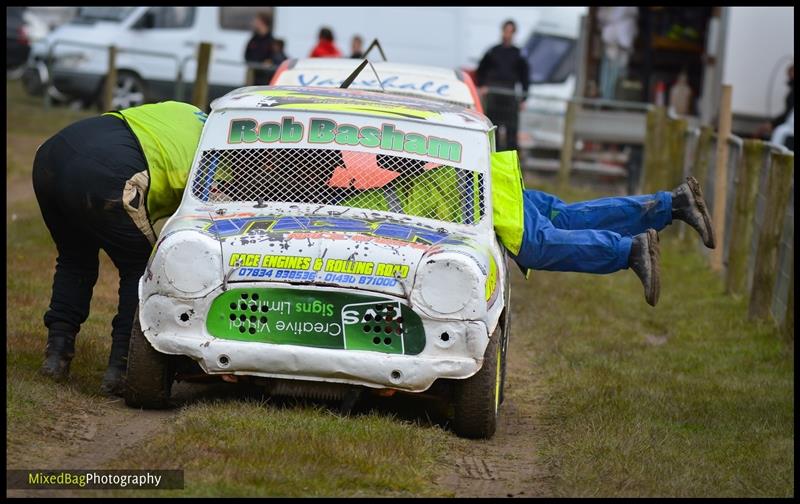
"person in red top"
309,27,342,58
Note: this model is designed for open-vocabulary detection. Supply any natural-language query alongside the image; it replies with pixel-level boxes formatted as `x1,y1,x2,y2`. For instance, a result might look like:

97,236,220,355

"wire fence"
643,110,794,335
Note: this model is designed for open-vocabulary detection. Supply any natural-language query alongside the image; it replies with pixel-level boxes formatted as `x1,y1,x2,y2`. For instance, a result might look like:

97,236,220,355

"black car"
7,7,31,70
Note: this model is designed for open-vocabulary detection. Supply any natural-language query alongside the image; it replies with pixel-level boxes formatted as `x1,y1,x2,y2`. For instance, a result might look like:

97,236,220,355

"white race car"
126,86,512,439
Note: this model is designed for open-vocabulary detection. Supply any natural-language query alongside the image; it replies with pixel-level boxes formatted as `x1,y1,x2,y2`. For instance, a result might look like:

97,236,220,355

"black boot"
39,325,77,382
672,176,716,249
100,334,129,397
629,229,661,307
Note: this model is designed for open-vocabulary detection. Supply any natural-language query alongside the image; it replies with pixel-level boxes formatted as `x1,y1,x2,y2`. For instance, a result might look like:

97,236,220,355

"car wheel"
451,329,502,439
21,64,45,96
99,71,148,110
125,308,174,409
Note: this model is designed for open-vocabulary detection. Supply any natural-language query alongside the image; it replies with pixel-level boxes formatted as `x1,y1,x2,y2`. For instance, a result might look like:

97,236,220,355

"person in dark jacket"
476,19,530,151
272,39,287,66
755,64,794,140
244,12,275,85
770,64,794,130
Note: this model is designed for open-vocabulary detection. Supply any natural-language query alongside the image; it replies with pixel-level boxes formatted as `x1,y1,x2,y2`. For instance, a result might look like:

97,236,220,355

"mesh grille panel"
191,147,484,224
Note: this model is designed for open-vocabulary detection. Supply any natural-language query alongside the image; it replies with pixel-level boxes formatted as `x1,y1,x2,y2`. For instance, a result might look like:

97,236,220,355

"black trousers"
32,115,152,344
485,89,520,151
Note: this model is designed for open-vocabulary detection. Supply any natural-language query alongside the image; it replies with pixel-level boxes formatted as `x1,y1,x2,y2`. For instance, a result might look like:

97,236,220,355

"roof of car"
210,86,493,131
272,59,476,107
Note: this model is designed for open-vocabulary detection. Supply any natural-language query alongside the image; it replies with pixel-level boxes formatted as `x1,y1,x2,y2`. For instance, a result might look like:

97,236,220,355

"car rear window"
190,147,484,225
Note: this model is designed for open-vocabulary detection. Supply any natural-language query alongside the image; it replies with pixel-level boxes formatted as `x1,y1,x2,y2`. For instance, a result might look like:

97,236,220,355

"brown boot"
672,176,716,249
629,229,661,307
100,334,129,397
39,327,76,382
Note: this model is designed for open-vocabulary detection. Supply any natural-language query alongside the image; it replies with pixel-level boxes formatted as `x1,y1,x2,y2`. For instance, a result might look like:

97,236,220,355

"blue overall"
511,190,673,274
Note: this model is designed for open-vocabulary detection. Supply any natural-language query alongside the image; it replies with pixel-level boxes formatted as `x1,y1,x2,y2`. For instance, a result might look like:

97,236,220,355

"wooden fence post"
666,117,688,188
102,45,118,111
558,100,576,189
710,85,733,272
748,151,794,320
643,106,667,194
690,126,714,183
725,139,766,295
192,42,213,111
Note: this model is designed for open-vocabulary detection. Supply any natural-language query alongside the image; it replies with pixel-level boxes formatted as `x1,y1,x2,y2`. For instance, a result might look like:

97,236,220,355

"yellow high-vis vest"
105,101,206,223
490,150,525,256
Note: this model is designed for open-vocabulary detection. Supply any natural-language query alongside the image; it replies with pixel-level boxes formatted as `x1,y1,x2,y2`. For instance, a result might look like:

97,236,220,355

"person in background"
244,12,275,85
668,69,692,117
755,64,794,141
350,35,364,59
272,39,287,66
475,19,530,152
310,27,342,58
597,6,638,100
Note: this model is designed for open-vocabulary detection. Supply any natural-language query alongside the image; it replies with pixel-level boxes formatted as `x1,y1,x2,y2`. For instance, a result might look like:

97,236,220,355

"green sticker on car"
206,288,426,355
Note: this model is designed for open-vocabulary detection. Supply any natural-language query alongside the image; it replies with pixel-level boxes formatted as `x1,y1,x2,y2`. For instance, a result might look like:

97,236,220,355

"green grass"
102,400,449,497
5,191,122,463
513,180,794,497
6,79,119,460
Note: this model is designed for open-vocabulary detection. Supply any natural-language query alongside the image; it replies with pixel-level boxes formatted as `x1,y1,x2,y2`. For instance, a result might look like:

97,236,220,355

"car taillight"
17,26,29,46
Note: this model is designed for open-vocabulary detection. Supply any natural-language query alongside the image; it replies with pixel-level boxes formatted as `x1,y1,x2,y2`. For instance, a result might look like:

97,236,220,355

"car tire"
21,65,45,96
451,329,503,439
98,71,148,111
125,308,174,409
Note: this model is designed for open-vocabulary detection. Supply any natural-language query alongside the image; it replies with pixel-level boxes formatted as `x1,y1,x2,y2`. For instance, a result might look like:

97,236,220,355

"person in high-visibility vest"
488,150,715,307
338,150,714,307
339,155,481,224
32,101,206,395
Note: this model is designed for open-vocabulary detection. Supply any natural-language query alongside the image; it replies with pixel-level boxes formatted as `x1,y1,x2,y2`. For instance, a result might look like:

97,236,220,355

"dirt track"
8,310,552,498
435,318,552,498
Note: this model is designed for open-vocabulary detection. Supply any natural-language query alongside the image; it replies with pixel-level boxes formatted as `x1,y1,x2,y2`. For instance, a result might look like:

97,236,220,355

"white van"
516,8,586,152
23,6,253,108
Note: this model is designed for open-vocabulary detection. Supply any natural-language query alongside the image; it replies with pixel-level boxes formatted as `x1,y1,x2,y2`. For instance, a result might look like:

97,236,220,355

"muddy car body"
127,86,510,438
